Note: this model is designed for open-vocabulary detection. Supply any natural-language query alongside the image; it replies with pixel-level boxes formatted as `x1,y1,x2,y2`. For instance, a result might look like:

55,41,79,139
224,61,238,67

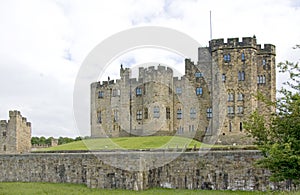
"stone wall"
0,151,292,191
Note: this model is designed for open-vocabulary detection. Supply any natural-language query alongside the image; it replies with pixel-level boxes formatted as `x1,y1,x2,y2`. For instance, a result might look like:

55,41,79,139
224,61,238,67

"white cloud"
0,0,299,137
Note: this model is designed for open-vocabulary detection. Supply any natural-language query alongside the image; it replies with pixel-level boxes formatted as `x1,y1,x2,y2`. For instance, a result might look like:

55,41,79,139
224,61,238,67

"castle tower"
206,36,276,144
0,110,31,153
90,36,276,145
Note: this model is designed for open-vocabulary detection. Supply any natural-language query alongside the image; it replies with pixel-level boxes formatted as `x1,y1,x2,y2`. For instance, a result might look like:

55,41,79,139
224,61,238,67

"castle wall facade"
0,111,31,153
0,151,293,191
91,36,276,144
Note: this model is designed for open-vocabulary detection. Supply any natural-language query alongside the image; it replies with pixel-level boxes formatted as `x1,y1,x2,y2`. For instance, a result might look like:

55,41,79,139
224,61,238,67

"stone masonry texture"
0,151,292,191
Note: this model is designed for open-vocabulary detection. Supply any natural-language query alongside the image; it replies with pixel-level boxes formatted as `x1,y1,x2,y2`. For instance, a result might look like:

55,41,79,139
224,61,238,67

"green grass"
0,182,297,195
38,136,257,152
39,136,203,151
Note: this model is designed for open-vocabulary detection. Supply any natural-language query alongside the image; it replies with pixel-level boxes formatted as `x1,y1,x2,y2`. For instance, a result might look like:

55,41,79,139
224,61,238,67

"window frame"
98,91,104,98
177,109,183,119
153,106,160,118
196,87,203,95
136,87,142,96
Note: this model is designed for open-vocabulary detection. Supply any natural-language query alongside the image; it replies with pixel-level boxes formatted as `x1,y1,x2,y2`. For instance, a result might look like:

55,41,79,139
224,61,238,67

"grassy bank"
0,182,297,195
39,136,203,151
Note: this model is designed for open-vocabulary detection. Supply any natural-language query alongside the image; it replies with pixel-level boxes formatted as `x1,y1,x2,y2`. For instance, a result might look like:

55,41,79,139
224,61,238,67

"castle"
0,110,31,153
90,36,276,144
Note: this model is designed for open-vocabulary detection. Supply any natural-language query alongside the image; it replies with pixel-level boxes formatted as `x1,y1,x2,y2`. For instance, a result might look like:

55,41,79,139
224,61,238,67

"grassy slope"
40,136,203,151
0,182,296,195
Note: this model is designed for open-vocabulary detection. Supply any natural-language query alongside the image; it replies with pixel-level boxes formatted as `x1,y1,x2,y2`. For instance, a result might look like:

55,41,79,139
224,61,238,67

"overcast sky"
0,0,299,138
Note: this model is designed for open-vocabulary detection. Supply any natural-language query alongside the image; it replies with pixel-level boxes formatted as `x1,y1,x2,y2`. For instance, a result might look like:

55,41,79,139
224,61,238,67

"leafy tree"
31,136,40,145
74,136,82,141
245,45,300,190
58,137,74,145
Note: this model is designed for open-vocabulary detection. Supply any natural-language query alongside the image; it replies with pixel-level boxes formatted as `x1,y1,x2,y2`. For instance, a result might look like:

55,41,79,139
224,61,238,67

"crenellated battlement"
257,44,276,55
139,65,173,76
9,110,21,118
209,37,258,51
0,120,7,126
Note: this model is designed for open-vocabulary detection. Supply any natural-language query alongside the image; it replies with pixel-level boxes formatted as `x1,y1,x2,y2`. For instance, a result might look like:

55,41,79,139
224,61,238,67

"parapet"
257,44,276,55
9,110,21,118
8,110,31,127
209,36,257,51
0,120,7,126
91,80,117,89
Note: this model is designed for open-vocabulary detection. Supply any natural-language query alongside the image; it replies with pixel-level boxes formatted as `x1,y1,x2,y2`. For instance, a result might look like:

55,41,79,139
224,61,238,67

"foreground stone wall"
0,151,291,191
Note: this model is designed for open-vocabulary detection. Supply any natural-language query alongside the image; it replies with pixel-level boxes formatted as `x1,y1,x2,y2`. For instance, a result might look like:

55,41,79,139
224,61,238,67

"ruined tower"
0,110,31,153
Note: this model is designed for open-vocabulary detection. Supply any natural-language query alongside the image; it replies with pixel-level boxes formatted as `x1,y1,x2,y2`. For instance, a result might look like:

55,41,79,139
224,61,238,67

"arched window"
177,109,182,119
241,53,245,61
136,87,142,96
153,106,160,118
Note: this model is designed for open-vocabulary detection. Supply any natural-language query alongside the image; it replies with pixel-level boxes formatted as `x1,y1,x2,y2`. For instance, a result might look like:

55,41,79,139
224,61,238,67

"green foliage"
245,45,300,187
31,136,85,146
58,136,74,145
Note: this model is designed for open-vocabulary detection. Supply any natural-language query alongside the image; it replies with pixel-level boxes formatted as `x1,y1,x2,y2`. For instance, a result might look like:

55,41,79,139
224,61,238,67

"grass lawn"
39,136,203,151
0,182,297,195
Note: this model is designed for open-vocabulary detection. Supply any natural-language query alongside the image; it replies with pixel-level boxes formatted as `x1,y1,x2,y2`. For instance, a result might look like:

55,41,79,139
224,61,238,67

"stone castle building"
0,110,31,153
90,36,276,144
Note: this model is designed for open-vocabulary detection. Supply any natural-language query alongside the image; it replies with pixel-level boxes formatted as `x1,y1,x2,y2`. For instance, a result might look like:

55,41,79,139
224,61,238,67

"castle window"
3,145,6,152
257,75,266,84
97,111,102,124
136,110,142,120
262,59,266,65
190,108,196,119
144,108,148,119
237,106,244,114
222,74,226,82
240,122,243,132
241,53,245,61
177,109,182,119
177,126,184,134
168,84,172,95
205,127,209,133
195,72,203,78
153,106,160,118
228,93,234,102
228,106,234,115
189,125,195,132
166,107,171,119
113,110,118,122
176,87,182,94
238,71,245,81
112,89,120,97
98,91,104,98
237,93,244,101
196,87,203,95
206,108,212,118
229,122,232,132
136,87,142,96
2,131,6,137
224,54,231,62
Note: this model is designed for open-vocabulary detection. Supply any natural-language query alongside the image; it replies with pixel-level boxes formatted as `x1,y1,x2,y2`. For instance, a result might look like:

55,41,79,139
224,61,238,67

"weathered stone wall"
0,151,292,191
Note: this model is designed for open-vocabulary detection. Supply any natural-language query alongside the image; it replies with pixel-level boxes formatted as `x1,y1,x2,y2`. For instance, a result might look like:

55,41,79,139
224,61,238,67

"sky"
0,0,300,138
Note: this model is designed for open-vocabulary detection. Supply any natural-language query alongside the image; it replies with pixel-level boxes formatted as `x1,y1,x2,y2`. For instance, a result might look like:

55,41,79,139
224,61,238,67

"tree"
245,45,300,190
